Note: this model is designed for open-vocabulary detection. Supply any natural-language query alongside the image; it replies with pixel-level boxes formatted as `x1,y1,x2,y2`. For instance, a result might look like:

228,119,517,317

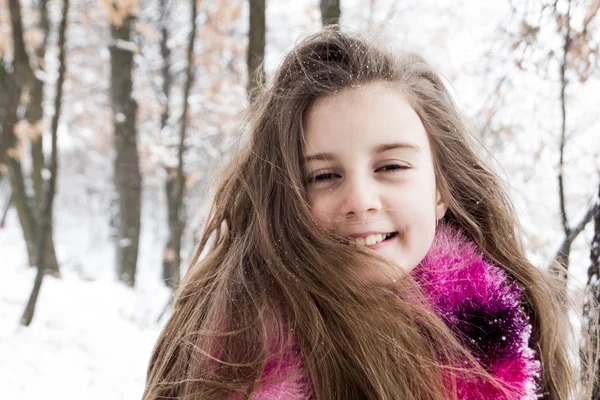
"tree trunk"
0,63,9,177
159,0,173,284
163,169,183,288
7,149,38,267
585,182,600,399
25,79,45,210
6,0,60,274
550,0,572,301
28,0,50,215
109,15,141,287
22,0,69,326
1,193,11,228
24,78,60,275
159,0,171,132
321,0,341,27
163,0,197,290
2,69,35,267
159,0,175,286
247,0,265,102
6,0,37,267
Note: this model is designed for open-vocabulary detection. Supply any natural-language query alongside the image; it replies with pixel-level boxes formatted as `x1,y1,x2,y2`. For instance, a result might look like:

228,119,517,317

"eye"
376,164,410,173
306,172,339,185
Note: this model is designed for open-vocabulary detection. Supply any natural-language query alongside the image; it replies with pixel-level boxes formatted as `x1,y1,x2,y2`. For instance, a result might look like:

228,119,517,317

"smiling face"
303,82,447,282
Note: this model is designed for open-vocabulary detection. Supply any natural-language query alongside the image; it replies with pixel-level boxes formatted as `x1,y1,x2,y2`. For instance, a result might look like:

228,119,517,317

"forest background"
0,0,599,398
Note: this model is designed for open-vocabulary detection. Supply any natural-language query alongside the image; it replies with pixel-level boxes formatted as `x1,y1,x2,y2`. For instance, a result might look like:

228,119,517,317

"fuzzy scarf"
245,224,540,399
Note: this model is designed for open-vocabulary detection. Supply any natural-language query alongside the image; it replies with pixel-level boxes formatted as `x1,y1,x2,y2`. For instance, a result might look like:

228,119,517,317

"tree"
0,60,14,228
158,0,172,132
546,0,598,290
22,0,70,326
491,0,598,293
503,0,600,388
584,180,600,398
158,0,175,285
0,62,9,177
108,1,142,287
247,0,265,102
163,0,198,290
321,0,340,27
5,0,60,275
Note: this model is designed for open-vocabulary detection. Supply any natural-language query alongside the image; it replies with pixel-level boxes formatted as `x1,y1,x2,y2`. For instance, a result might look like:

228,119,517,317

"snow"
1,202,171,399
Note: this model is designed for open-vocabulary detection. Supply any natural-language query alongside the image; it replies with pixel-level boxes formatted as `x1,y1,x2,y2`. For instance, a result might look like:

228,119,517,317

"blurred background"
0,0,599,398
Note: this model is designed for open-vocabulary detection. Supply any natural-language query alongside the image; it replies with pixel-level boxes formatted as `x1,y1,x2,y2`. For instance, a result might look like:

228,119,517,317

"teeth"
351,233,385,247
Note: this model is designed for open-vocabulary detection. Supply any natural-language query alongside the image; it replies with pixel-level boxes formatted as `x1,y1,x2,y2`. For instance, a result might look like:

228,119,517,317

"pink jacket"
247,225,540,399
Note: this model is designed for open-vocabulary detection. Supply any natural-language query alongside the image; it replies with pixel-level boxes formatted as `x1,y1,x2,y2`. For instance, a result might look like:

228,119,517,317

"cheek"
308,194,333,227
396,219,436,272
410,198,438,251
391,188,438,254
399,212,436,246
391,186,437,221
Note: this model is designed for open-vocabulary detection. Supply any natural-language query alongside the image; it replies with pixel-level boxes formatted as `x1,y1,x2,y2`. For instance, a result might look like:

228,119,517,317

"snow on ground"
0,199,171,399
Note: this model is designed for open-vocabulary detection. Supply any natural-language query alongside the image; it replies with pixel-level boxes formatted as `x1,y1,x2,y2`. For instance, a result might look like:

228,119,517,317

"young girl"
143,29,592,399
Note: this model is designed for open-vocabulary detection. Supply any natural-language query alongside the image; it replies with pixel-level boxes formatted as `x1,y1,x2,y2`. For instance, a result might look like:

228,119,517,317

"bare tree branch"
567,203,595,245
380,0,399,28
557,0,573,240
550,199,595,274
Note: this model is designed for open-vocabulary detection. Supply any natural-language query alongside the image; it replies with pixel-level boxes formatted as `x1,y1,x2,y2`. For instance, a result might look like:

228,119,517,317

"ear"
435,190,448,221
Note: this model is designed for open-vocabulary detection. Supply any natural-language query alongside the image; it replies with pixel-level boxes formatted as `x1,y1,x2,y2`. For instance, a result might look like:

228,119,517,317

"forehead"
302,82,430,156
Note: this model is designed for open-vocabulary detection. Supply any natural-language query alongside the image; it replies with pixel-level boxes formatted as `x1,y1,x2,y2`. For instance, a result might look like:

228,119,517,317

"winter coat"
244,224,540,399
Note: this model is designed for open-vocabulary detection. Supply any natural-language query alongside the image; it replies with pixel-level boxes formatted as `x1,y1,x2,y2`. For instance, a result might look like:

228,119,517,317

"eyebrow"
302,142,421,164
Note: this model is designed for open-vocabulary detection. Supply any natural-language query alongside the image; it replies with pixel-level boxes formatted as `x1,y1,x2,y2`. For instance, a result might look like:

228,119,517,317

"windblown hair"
143,29,593,399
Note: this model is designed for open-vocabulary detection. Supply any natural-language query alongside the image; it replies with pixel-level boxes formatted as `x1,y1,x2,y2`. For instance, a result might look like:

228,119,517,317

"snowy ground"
0,200,171,399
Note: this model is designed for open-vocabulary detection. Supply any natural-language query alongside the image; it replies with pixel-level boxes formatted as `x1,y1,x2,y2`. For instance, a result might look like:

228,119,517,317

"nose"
339,174,382,217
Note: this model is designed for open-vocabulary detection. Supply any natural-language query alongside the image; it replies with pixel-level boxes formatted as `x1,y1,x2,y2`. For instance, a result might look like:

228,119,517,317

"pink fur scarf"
240,224,541,399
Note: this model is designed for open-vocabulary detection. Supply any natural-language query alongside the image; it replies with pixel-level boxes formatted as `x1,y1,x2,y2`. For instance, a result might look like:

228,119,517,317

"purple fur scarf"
243,224,540,399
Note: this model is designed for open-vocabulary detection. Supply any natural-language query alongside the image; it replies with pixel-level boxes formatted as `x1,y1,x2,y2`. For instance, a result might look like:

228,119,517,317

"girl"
143,29,593,399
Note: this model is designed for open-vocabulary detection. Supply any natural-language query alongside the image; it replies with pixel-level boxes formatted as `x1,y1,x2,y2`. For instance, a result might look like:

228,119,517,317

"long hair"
143,28,592,399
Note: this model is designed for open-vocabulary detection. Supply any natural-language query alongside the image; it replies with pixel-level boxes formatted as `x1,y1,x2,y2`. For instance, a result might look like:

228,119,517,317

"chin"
386,252,417,275
360,262,410,286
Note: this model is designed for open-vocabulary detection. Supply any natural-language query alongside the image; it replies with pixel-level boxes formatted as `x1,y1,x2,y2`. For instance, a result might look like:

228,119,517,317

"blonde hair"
143,28,593,399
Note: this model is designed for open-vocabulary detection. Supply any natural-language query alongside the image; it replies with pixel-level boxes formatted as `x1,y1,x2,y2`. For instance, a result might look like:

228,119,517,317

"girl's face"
303,82,447,283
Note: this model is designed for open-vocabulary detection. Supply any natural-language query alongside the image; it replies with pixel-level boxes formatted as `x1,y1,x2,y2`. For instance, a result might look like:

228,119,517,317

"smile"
350,232,398,248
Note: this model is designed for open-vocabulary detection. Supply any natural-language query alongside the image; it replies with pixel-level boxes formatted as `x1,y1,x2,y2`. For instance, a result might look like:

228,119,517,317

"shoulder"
413,224,541,399
247,348,310,400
